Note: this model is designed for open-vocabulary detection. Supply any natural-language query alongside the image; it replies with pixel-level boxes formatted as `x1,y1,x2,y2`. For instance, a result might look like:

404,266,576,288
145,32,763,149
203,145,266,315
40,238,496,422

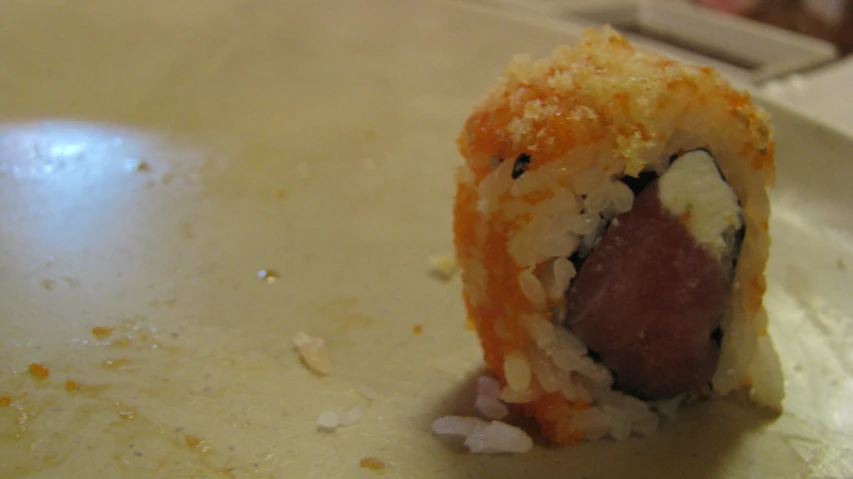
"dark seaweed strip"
710,326,723,346
620,171,658,195
511,153,531,179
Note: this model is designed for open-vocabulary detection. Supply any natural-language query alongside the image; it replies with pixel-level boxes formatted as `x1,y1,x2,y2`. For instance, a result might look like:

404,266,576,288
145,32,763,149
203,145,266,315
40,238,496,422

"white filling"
658,149,743,258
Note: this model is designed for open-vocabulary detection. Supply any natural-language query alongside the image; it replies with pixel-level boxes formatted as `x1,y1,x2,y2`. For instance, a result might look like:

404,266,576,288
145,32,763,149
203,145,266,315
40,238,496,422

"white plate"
0,0,850,478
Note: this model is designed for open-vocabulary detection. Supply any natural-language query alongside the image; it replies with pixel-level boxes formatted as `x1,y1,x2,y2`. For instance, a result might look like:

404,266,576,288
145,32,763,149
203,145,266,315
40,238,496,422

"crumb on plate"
317,407,361,431
359,456,385,470
257,269,280,283
0,395,10,407
293,331,333,375
91,326,113,339
412,324,423,334
428,252,458,281
29,362,49,378
65,380,77,391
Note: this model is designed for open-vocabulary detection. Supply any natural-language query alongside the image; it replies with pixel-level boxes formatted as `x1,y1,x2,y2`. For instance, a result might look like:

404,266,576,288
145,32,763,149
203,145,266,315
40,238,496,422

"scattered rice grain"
432,416,533,454
428,253,458,281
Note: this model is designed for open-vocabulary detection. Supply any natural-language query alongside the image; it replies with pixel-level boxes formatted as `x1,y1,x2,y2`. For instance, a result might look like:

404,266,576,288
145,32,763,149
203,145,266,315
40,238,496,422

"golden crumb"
465,317,476,331
459,26,773,179
91,326,113,339
428,252,458,281
359,457,385,470
0,395,10,407
29,362,49,378
412,324,423,335
65,380,77,391
293,331,333,375
185,435,203,448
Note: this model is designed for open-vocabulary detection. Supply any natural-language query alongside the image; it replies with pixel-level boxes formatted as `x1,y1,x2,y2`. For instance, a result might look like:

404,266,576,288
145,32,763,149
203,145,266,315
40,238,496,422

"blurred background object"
697,0,853,55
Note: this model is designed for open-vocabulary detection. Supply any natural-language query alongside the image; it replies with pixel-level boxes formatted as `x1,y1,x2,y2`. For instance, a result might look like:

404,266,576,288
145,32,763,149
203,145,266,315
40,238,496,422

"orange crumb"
118,411,136,420
565,430,584,445
29,362,49,378
275,189,287,199
0,395,10,407
91,326,113,339
412,324,423,334
185,435,203,448
359,457,385,470
65,380,78,391
465,317,476,331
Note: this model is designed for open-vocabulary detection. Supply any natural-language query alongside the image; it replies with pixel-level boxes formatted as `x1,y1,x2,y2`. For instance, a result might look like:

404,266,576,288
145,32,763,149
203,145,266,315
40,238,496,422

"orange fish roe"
91,326,113,339
29,362,49,378
0,395,11,407
412,324,423,334
359,457,385,471
464,317,476,331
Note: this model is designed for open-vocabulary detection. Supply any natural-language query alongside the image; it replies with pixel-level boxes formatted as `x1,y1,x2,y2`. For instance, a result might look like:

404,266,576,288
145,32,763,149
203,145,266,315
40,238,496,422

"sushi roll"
453,27,784,444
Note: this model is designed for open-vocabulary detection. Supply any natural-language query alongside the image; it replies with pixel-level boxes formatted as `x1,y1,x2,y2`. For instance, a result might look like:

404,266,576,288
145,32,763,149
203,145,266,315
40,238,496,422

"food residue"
412,324,423,334
29,362,49,378
317,407,361,431
428,252,458,281
65,380,78,391
293,331,333,375
124,158,149,172
0,395,11,407
431,416,533,455
185,435,203,448
275,189,287,199
359,457,385,470
431,375,532,454
465,317,476,331
118,411,136,420
91,326,114,339
257,269,280,283
474,376,509,420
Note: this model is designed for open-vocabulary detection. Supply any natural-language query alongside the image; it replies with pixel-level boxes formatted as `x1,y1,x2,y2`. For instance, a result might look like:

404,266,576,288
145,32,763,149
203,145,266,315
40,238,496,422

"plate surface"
0,1,851,478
